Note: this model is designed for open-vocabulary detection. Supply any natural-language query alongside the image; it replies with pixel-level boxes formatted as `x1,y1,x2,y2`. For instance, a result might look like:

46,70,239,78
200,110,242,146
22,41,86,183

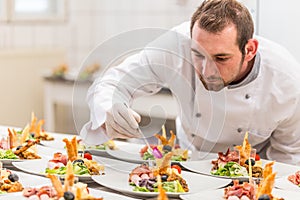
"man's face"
191,23,246,91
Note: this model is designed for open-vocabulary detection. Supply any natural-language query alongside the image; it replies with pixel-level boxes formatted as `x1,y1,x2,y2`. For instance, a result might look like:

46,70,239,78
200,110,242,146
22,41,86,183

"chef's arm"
80,28,189,145
266,97,300,165
80,52,164,145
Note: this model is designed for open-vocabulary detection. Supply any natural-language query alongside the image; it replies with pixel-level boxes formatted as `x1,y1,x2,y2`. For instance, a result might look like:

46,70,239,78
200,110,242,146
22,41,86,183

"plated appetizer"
224,161,283,200
23,161,103,200
45,136,104,176
139,131,188,162
211,132,263,178
0,168,23,194
129,152,189,193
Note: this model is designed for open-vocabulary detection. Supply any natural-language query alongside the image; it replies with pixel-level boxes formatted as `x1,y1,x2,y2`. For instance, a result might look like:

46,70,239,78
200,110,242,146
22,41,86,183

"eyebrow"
191,48,232,58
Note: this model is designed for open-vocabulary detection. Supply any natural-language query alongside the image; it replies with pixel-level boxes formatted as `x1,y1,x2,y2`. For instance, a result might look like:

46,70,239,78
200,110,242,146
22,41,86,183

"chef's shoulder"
255,36,300,80
142,21,192,67
256,35,300,104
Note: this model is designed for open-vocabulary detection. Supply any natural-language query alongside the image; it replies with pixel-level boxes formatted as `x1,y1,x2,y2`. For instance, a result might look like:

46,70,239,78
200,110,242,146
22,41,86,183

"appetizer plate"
179,188,300,200
275,176,300,192
0,188,139,200
12,158,92,181
92,168,231,198
180,159,300,181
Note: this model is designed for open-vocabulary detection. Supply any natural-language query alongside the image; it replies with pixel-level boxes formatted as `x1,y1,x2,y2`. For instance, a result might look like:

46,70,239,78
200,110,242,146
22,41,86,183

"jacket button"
237,128,243,133
191,133,196,137
245,94,250,99
195,113,201,118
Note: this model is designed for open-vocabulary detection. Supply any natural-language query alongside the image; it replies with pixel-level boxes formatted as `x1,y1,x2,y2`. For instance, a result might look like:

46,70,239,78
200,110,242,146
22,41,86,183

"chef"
80,0,300,165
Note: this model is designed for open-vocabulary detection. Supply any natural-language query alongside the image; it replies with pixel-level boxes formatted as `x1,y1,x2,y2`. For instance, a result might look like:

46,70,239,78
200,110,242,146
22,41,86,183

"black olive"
258,194,271,200
8,173,19,182
161,174,168,182
30,133,35,137
16,145,23,151
162,145,172,152
245,158,255,166
72,159,84,165
63,191,75,200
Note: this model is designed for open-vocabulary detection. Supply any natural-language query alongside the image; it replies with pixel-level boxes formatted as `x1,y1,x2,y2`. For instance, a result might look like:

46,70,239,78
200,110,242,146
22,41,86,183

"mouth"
203,79,225,91
196,74,225,91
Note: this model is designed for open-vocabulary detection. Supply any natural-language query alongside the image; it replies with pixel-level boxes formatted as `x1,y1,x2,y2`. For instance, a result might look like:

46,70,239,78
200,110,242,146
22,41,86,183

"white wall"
0,48,65,128
0,0,202,71
0,0,202,132
258,0,300,62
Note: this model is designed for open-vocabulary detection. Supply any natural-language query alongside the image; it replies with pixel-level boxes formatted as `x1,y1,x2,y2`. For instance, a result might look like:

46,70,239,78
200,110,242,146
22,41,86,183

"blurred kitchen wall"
0,0,202,132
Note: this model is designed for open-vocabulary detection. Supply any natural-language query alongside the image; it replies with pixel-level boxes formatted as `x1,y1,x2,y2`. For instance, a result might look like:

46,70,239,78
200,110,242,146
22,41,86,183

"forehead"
191,23,239,54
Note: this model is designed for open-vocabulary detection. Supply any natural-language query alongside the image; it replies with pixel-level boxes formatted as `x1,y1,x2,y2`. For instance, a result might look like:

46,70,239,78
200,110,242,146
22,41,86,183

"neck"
230,57,255,85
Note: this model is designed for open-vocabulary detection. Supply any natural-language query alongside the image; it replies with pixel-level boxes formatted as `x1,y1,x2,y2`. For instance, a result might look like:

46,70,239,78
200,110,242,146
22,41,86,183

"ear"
244,39,258,61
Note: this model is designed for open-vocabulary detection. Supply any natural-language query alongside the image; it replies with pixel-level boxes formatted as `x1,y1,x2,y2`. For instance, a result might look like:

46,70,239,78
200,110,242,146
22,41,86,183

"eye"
215,56,229,62
192,52,205,59
191,49,205,59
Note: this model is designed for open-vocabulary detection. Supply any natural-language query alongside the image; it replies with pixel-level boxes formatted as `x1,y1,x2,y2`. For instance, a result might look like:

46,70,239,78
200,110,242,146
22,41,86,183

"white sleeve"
79,24,191,145
267,97,300,165
80,53,163,145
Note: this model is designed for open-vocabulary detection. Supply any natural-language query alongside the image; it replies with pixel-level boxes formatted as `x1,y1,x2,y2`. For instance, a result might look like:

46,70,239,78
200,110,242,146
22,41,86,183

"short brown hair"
190,0,254,54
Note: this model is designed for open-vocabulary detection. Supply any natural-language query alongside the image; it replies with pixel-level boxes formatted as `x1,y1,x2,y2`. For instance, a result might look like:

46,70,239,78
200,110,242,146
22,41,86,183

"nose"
202,59,219,79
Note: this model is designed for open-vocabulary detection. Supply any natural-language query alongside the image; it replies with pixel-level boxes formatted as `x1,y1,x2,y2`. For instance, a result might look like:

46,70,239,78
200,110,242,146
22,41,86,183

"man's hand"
105,103,141,139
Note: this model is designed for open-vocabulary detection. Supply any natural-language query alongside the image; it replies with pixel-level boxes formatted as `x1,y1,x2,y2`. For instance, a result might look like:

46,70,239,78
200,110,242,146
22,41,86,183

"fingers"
105,103,142,139
105,121,137,139
131,109,141,123
106,112,138,137
118,108,141,130
113,103,140,131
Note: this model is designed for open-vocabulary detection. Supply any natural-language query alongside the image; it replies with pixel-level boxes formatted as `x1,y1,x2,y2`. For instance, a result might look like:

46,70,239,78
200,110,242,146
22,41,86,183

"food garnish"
140,130,188,162
211,132,263,178
23,161,103,199
45,136,104,176
129,152,188,193
224,161,284,200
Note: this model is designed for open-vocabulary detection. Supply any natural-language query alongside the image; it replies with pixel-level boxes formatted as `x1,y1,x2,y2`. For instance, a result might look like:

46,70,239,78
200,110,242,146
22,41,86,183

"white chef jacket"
80,21,300,165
